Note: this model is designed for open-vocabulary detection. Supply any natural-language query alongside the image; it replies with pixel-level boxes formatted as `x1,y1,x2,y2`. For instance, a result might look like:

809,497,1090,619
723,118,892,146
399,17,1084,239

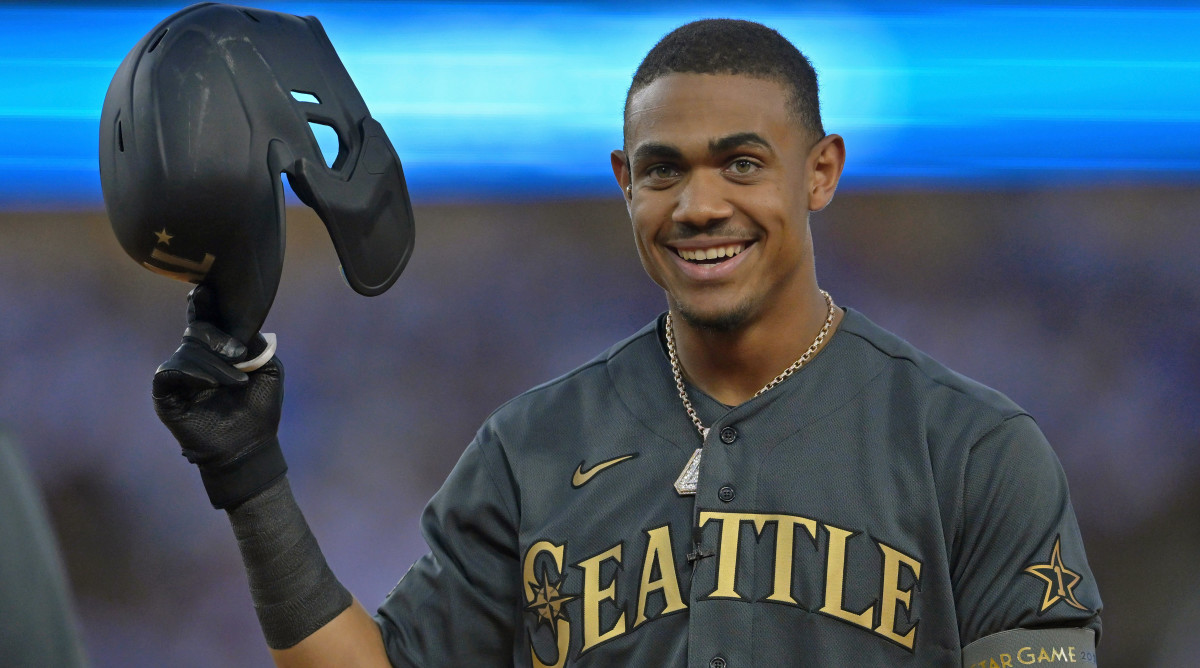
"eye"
729,159,759,175
641,163,682,188
648,164,679,180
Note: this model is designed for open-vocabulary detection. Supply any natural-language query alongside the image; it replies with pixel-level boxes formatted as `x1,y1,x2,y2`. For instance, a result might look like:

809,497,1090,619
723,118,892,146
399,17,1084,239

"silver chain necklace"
667,290,836,495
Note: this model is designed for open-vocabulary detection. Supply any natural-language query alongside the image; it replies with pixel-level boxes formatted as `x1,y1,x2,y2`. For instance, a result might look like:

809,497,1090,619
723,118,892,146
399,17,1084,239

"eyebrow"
630,132,775,167
709,132,774,156
630,142,684,166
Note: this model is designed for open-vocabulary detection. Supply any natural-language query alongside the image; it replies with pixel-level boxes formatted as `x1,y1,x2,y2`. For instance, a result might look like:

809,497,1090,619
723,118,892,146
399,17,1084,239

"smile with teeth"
676,243,747,264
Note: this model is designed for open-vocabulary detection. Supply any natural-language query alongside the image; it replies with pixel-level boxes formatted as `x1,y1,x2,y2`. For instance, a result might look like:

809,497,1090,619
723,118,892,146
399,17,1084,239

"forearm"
150,309,392,664
227,476,388,665
270,601,392,668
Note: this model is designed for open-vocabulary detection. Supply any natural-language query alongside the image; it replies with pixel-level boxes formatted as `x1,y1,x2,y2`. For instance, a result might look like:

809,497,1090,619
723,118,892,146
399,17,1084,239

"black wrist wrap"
227,477,353,649
199,436,288,510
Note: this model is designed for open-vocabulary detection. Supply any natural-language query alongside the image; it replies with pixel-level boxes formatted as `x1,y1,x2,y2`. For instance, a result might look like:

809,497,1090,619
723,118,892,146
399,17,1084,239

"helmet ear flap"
285,117,415,297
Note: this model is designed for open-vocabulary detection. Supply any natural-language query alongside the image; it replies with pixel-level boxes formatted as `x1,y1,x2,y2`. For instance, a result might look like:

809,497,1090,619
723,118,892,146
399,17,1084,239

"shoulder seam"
840,325,1028,421
480,325,659,423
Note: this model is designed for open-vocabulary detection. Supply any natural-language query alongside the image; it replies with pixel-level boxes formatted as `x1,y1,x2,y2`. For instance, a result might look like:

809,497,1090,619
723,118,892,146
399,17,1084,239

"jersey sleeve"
0,434,87,668
951,413,1102,646
375,425,521,667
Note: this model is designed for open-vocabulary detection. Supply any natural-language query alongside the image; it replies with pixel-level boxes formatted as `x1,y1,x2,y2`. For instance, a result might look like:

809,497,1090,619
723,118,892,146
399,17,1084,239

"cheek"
630,202,665,250
757,183,806,232
629,213,656,262
628,210,671,286
738,176,790,213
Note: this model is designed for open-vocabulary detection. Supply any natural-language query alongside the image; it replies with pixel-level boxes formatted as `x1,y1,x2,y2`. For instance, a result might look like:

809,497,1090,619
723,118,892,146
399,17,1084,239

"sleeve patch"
963,627,1096,668
1022,535,1089,614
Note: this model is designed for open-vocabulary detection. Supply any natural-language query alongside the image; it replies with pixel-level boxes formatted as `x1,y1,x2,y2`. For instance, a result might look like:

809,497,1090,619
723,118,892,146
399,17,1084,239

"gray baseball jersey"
0,433,88,668
376,308,1101,667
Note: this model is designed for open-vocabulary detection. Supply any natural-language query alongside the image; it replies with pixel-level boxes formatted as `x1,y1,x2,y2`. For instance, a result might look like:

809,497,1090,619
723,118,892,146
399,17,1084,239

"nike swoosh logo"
572,454,638,488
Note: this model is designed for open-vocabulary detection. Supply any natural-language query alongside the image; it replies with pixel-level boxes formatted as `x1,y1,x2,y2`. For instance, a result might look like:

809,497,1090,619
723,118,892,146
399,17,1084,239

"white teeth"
678,244,745,262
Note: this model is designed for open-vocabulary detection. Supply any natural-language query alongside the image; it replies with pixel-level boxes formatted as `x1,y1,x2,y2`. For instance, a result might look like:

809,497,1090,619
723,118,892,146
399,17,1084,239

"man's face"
614,73,835,332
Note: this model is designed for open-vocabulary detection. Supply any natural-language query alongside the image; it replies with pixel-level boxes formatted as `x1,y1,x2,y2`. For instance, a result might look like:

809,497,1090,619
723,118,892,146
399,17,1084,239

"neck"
670,289,842,406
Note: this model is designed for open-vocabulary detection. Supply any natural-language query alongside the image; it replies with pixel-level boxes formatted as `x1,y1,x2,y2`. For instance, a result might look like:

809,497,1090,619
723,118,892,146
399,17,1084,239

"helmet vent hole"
308,122,342,169
291,91,321,105
147,29,168,53
242,9,260,22
117,120,124,153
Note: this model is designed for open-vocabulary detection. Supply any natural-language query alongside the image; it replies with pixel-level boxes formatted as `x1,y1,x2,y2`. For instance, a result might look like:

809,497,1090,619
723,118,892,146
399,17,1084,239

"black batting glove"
152,287,287,509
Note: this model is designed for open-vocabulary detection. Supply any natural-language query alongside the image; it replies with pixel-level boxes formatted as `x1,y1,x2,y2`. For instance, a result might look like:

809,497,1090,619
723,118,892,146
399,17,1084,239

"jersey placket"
685,394,764,668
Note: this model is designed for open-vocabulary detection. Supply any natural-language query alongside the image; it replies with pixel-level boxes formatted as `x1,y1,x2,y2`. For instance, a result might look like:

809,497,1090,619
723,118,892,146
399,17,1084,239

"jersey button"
709,657,727,668
719,426,738,444
718,485,736,503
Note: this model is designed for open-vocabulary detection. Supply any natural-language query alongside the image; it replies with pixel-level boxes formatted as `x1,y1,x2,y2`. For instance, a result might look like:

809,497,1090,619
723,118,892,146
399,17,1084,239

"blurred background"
1,1,1197,666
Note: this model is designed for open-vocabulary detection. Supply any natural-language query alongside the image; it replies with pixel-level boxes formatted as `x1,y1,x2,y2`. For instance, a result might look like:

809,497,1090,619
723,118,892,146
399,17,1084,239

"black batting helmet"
100,2,415,345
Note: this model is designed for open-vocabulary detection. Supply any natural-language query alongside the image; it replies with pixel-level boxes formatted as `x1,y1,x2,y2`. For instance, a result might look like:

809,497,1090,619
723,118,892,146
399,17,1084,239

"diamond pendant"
674,448,703,495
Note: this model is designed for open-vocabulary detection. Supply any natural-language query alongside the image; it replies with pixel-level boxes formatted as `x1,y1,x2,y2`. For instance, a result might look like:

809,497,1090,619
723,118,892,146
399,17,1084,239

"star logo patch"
526,566,575,632
1023,535,1088,613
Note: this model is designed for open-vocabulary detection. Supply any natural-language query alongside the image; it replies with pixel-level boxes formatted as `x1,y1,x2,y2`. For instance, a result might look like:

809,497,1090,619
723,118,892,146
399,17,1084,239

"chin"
675,300,757,333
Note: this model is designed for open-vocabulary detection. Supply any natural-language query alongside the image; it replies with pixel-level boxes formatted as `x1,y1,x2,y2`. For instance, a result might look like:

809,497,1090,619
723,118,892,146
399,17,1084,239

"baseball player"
152,18,1101,668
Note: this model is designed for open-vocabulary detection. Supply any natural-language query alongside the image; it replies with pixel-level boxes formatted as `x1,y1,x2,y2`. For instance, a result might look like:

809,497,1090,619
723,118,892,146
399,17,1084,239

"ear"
611,149,632,203
806,134,846,212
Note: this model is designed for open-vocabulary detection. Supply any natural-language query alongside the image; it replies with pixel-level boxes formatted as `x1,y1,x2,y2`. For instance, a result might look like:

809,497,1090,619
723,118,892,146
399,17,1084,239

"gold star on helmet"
525,566,575,632
154,228,173,245
1023,535,1088,613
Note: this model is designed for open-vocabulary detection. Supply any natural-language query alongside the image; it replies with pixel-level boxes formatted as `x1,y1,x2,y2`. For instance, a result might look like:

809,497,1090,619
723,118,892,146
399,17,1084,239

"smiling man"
153,18,1101,668
613,69,845,407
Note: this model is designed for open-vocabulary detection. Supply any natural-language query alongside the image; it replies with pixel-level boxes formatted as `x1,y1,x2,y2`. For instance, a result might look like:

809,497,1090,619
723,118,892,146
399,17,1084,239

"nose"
672,171,733,229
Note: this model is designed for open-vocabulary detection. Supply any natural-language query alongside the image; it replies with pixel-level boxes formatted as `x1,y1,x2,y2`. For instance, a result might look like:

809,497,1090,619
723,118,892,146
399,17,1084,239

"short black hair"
625,19,824,142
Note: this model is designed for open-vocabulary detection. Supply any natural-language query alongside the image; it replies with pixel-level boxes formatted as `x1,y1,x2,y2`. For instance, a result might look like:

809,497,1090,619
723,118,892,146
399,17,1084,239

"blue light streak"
1,2,1197,208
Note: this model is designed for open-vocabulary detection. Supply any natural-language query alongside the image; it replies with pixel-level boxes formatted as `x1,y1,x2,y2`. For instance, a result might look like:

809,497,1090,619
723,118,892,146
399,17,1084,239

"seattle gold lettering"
577,544,626,651
699,511,820,602
523,541,569,668
526,512,929,660
756,514,819,604
532,621,569,668
875,543,923,648
698,511,751,599
634,526,687,626
523,541,565,602
819,524,876,630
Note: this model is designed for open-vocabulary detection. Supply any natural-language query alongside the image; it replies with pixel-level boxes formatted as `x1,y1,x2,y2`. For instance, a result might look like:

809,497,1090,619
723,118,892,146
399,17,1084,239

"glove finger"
186,285,220,325
252,355,284,382
154,339,250,394
184,320,248,361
